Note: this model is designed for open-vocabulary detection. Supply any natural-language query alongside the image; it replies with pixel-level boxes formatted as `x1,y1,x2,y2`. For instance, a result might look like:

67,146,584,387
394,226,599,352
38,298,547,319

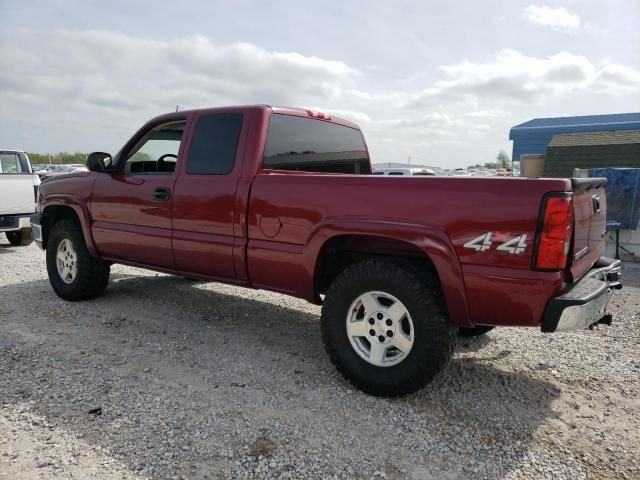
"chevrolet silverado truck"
30,106,622,396
1,149,40,246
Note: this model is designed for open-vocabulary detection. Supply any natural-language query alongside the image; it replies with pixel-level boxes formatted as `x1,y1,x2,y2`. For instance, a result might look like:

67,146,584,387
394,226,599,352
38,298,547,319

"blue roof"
509,112,640,163
511,112,640,135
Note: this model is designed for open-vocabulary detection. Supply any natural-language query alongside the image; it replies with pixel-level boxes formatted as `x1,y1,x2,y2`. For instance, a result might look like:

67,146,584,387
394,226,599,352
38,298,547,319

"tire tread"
6,228,33,246
46,219,110,301
321,258,457,397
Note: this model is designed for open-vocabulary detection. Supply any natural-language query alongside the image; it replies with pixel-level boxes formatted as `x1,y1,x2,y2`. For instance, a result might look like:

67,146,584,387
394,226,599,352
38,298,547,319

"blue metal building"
509,112,640,164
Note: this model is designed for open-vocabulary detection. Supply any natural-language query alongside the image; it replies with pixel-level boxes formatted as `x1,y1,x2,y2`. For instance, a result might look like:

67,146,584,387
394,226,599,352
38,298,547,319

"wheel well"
314,235,440,296
42,205,80,248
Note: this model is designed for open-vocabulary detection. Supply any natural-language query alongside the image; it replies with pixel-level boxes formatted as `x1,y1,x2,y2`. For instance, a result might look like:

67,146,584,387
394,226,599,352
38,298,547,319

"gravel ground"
1,238,639,480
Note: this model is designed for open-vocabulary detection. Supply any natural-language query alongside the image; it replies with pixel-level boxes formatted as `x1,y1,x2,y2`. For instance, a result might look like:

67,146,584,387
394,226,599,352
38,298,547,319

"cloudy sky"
1,0,639,168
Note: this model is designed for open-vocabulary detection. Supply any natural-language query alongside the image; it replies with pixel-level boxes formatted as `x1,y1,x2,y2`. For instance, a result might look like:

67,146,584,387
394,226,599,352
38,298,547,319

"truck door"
171,111,247,281
90,119,187,269
0,151,37,217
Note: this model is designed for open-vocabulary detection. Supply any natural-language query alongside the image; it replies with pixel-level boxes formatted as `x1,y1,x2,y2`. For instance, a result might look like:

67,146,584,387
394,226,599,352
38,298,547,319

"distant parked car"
372,167,435,176
40,164,87,179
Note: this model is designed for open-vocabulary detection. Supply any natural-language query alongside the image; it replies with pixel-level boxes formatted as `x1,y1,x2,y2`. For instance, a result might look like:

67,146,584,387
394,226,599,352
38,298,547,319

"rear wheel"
458,326,495,337
6,228,33,246
321,258,457,397
46,219,110,301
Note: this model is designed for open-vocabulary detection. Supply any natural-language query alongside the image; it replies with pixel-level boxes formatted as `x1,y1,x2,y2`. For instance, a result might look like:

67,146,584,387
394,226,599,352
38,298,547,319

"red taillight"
534,195,573,270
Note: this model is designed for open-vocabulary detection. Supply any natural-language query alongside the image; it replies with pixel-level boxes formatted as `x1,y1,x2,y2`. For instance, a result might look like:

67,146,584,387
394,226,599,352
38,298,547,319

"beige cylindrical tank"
520,154,545,177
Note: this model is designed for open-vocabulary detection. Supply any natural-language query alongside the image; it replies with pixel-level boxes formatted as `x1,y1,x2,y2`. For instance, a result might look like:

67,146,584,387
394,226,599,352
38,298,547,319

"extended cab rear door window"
262,114,370,174
186,113,243,175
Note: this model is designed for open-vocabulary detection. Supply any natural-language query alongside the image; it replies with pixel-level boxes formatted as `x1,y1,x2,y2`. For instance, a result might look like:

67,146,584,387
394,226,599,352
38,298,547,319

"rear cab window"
262,114,370,174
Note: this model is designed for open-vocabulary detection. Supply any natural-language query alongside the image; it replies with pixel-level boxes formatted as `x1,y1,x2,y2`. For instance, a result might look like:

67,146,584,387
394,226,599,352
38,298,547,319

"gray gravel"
1,237,639,480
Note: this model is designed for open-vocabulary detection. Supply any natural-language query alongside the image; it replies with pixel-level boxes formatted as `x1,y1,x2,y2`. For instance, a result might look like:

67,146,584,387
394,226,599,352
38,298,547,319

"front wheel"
46,219,110,301
321,258,457,397
6,228,33,246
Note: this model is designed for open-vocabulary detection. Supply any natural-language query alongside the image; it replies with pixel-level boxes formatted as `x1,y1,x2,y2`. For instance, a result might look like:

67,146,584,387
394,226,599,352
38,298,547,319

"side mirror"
86,152,112,172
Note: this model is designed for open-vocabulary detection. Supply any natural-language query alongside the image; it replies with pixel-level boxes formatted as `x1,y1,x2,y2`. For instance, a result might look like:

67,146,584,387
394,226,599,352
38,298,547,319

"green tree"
26,152,89,165
130,152,153,162
496,149,511,169
27,153,49,164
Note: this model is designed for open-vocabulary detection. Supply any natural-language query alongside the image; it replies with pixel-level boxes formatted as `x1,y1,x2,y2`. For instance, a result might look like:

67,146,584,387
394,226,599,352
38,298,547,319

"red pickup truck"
31,105,622,396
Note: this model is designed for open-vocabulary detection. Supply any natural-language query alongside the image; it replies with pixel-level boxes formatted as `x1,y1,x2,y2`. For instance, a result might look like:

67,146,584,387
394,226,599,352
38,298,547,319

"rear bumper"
541,257,622,332
0,214,31,232
30,213,44,249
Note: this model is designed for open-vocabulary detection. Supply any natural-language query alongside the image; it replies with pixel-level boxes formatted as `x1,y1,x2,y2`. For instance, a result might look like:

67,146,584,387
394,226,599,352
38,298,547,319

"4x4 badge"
463,233,528,254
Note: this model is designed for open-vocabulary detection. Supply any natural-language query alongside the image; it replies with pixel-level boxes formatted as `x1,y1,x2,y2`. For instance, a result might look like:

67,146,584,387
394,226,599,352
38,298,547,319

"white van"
372,167,436,176
0,150,40,245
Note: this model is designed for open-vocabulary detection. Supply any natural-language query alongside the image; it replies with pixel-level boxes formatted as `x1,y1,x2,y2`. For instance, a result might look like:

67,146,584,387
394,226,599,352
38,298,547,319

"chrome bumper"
0,214,31,232
541,257,622,332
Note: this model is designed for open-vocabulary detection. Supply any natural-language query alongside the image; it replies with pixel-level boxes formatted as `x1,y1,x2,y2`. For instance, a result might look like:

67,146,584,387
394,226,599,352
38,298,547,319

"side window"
262,114,371,174
123,120,186,174
0,152,23,174
186,113,243,175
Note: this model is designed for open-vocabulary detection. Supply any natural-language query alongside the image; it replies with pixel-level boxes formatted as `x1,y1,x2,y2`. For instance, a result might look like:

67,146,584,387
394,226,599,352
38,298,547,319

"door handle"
153,187,171,201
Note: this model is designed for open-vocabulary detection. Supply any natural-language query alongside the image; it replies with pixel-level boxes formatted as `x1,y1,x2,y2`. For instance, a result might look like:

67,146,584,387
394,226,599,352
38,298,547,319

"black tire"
46,219,110,301
6,228,33,246
321,258,457,397
458,326,495,337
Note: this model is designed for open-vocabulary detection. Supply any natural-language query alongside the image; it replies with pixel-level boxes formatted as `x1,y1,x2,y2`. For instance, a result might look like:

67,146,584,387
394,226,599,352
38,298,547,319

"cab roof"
151,105,360,130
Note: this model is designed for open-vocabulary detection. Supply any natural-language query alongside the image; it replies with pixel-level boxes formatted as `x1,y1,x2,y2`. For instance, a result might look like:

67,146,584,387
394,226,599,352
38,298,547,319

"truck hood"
41,170,92,183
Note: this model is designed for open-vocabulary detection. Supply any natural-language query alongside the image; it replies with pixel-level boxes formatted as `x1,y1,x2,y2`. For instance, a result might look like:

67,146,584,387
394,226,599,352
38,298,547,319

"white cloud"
407,49,638,109
525,5,581,29
0,30,638,168
592,64,640,93
0,30,358,121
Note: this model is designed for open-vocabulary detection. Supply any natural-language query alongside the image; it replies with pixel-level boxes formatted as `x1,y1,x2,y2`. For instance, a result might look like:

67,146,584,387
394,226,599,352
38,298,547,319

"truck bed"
246,173,600,327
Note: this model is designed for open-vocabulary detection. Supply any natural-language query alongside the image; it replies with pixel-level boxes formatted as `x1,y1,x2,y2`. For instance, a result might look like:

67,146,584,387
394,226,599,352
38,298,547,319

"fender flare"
303,218,472,326
41,194,99,257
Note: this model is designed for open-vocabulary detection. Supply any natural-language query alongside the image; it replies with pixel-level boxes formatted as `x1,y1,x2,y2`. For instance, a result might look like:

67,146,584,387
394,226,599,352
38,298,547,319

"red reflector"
535,196,573,270
306,110,331,120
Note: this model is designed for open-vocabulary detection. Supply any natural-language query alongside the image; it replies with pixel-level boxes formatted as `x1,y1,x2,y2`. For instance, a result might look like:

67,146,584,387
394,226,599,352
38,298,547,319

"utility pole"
408,155,411,167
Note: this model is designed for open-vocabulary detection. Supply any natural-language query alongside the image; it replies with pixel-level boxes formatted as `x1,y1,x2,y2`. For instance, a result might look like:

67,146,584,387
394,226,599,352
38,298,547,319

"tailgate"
570,178,607,281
